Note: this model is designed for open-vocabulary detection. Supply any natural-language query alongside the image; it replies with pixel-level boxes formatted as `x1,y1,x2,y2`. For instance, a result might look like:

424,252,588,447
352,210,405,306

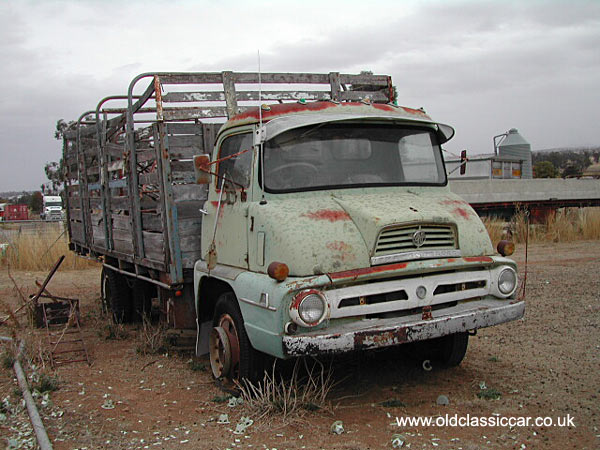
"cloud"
0,0,599,190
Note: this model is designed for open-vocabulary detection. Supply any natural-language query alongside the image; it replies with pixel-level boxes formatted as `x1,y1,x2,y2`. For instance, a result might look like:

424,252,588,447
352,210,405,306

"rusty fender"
282,299,525,356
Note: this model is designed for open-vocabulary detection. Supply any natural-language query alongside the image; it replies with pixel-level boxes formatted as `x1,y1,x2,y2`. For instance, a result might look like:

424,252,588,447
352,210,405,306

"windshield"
263,123,446,192
45,202,62,207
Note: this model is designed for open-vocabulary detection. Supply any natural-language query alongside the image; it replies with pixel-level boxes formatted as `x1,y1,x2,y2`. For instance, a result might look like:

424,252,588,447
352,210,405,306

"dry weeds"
0,227,98,271
236,359,335,422
484,207,600,244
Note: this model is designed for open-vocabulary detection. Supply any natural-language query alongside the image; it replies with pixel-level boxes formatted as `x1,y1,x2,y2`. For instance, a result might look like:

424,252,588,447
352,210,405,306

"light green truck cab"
194,101,524,380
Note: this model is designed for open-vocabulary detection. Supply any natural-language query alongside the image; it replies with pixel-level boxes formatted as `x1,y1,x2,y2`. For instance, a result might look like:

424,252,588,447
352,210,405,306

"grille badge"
412,230,426,248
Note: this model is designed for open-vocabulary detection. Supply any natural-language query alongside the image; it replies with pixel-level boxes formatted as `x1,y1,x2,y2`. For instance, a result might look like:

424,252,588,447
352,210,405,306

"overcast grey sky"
0,0,598,191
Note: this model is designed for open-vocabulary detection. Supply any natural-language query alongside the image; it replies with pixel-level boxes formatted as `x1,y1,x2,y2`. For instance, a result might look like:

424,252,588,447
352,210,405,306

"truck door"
204,130,254,269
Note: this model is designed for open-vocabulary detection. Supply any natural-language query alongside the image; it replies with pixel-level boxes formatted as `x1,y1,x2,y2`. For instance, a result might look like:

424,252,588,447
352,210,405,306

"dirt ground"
1,241,599,449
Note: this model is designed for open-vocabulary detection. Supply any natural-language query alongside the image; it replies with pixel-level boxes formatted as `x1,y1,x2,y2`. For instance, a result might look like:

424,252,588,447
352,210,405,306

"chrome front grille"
372,224,459,265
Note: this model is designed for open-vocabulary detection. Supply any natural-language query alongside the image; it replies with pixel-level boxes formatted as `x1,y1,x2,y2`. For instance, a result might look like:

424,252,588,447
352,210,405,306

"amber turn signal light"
268,261,289,282
497,240,515,257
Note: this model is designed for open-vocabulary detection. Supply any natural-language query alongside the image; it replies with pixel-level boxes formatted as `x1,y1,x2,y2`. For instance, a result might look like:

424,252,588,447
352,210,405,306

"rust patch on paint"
453,207,470,220
372,103,396,112
326,241,356,262
440,199,468,206
329,262,408,280
354,327,408,348
463,256,494,263
302,209,351,222
231,101,336,122
401,106,428,117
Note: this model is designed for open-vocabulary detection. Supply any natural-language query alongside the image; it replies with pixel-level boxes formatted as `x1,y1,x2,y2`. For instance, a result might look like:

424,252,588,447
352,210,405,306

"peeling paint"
302,209,351,222
453,207,471,220
463,256,494,263
326,241,356,262
329,261,408,280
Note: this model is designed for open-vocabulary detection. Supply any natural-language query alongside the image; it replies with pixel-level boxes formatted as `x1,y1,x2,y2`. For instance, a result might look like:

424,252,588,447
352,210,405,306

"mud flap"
196,319,212,356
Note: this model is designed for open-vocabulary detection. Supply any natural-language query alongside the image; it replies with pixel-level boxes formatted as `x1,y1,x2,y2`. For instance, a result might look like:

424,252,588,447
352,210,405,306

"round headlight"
290,290,327,327
299,294,325,324
498,268,517,295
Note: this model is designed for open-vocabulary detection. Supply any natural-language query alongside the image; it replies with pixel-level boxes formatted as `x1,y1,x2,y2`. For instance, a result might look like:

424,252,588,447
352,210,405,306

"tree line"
532,148,600,178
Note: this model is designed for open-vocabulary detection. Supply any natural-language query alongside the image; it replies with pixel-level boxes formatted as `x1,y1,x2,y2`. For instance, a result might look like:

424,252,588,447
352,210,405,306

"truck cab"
42,195,63,221
195,100,524,380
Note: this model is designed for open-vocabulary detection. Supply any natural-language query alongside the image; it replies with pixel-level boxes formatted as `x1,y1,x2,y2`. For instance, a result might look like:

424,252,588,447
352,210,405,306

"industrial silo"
495,128,532,179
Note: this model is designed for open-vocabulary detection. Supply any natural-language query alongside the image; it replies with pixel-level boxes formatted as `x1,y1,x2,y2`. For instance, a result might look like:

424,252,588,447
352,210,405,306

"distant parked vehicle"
5,204,29,221
41,195,63,221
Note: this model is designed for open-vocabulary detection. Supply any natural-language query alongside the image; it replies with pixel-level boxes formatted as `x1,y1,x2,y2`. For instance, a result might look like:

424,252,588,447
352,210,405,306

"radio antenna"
258,49,267,205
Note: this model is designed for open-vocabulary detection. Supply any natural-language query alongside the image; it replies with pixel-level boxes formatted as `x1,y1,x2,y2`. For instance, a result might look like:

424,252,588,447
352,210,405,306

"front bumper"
282,298,524,356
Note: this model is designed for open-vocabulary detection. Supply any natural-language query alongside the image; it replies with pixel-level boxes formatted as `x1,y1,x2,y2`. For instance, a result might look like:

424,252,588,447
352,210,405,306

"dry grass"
236,359,335,422
483,207,600,244
0,227,98,271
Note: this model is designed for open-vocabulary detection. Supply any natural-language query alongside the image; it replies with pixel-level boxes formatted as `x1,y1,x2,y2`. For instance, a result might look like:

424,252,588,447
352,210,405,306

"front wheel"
439,332,469,367
209,292,265,383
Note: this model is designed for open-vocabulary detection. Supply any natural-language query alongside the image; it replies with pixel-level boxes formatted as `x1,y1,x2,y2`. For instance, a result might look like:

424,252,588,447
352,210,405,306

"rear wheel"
132,280,154,322
209,292,265,383
101,268,133,323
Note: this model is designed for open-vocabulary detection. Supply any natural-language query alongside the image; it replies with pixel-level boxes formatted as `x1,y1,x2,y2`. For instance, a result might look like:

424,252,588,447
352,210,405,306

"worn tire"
439,332,469,367
132,280,154,322
102,268,133,323
211,292,265,383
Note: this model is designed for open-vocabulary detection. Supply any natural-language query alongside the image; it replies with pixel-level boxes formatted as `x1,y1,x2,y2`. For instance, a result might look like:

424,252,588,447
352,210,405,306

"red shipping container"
6,204,29,221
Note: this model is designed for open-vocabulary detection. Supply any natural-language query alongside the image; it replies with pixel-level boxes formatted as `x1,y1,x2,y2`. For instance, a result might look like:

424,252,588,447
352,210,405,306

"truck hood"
250,188,493,277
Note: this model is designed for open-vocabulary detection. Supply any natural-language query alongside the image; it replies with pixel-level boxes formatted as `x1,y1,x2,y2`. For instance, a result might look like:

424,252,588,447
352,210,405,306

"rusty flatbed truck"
63,71,524,381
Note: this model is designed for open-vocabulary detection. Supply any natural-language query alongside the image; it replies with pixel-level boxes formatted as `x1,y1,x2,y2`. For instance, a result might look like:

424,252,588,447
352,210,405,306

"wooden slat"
142,231,165,262
110,196,130,210
92,236,106,247
90,212,103,225
339,90,389,102
179,235,201,252
141,213,163,232
89,198,102,209
92,226,105,239
111,214,130,231
113,239,133,254
170,160,193,172
104,142,125,157
113,228,134,241
69,209,83,221
176,201,204,219
168,135,204,148
182,250,203,268
173,184,208,202
162,90,333,103
70,222,85,241
108,160,125,172
162,106,232,120
167,146,199,160
137,149,156,163
172,172,195,183
167,123,203,135
139,172,159,185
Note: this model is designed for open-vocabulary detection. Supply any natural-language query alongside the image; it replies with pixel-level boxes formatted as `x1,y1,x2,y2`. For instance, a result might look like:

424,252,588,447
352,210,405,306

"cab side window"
217,133,253,188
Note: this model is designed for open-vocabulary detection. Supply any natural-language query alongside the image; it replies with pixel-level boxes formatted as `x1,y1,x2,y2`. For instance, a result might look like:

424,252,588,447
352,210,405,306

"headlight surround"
498,267,517,296
290,289,328,327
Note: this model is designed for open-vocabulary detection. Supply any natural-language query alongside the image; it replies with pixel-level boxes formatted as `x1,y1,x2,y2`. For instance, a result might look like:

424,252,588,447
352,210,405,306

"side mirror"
193,154,212,184
460,150,467,175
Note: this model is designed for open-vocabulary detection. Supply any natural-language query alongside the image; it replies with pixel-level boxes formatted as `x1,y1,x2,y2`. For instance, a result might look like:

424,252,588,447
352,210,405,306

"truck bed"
62,71,393,286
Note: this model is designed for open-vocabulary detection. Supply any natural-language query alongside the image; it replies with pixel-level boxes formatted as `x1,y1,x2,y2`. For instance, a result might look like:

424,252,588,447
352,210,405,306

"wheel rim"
209,314,241,379
101,271,109,313
209,326,232,378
